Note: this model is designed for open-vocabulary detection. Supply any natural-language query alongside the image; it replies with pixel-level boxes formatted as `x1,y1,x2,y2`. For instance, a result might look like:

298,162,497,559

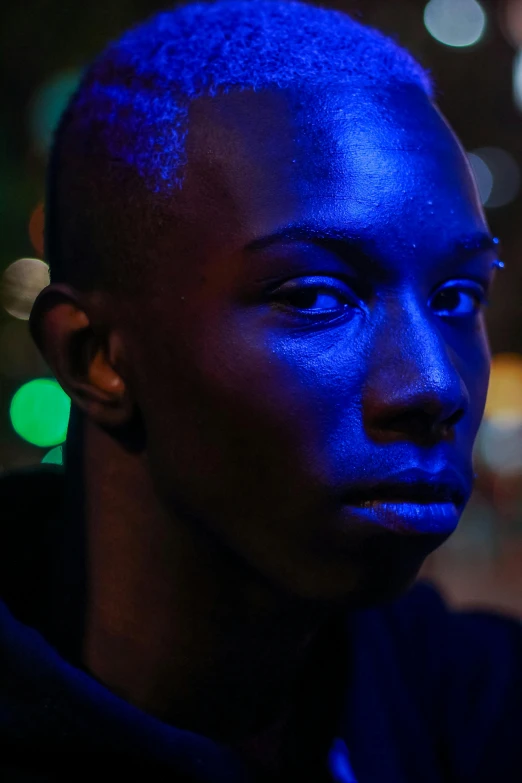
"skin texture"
31,83,494,756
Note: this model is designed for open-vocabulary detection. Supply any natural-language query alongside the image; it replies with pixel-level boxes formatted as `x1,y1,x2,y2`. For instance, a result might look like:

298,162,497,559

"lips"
338,467,470,537
341,468,469,510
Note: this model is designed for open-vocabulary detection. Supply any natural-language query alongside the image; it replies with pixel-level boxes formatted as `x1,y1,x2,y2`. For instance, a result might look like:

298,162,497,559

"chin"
274,536,438,608
347,564,421,609
292,565,421,609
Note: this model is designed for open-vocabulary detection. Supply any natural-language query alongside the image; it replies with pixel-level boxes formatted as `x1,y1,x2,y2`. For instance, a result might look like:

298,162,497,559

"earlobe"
29,283,133,428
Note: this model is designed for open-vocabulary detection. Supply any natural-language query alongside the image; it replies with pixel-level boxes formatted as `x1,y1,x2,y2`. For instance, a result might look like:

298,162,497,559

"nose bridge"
364,295,468,427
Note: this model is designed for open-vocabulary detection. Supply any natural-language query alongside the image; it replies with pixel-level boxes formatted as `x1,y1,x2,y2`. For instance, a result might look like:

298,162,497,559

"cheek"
135,310,368,538
453,318,491,434
266,329,368,463
135,326,330,522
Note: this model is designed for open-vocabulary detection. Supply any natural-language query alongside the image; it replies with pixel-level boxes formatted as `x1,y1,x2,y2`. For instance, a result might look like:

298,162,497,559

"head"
31,0,495,607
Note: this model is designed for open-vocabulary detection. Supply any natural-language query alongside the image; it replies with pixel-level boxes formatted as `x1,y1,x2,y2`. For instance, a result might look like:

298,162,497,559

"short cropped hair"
46,0,433,291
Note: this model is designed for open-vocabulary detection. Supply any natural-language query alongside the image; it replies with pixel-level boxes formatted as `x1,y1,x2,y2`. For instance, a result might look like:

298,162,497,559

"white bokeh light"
467,152,494,204
424,0,487,48
1,258,50,321
479,418,522,476
469,147,520,208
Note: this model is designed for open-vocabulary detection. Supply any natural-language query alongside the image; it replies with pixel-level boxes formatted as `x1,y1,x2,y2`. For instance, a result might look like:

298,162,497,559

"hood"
0,466,260,781
0,466,359,783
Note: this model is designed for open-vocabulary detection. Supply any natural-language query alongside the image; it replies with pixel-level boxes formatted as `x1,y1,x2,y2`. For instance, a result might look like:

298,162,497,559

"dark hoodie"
1,466,522,783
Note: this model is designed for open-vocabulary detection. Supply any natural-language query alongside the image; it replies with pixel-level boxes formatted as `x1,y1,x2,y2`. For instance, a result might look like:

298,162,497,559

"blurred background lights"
42,445,64,466
1,258,50,320
28,69,82,157
29,202,45,257
501,0,522,46
476,353,522,476
424,0,487,48
0,321,50,380
479,418,522,475
467,152,494,204
513,47,522,112
467,147,520,207
9,379,70,448
484,353,522,423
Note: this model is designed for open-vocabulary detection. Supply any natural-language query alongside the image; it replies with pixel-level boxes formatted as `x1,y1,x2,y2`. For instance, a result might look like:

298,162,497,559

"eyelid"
269,275,363,324
272,274,352,289
270,274,359,299
432,277,490,295
429,278,489,317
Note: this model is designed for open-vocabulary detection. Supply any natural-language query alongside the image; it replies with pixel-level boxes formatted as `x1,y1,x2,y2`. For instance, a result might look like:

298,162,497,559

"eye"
271,276,356,317
430,281,488,318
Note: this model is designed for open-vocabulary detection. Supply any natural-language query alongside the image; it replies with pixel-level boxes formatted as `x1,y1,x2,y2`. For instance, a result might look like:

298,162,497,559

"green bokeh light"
42,445,64,465
10,379,70,447
29,69,83,156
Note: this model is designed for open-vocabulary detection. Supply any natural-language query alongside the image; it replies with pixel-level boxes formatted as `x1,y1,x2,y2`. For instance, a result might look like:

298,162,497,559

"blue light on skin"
30,75,500,742
111,82,496,605
491,239,505,269
328,738,358,783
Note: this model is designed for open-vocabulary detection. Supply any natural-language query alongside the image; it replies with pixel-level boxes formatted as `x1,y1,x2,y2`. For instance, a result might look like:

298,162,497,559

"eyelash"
269,276,490,322
270,277,358,321
429,280,489,318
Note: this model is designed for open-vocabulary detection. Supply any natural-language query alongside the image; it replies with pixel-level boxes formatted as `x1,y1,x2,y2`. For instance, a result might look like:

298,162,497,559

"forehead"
178,84,487,261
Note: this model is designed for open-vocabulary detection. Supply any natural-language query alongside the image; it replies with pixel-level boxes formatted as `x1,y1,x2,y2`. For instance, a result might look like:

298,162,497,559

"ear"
29,283,134,428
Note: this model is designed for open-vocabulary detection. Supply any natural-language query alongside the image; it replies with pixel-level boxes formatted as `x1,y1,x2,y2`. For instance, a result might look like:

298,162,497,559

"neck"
62,414,331,743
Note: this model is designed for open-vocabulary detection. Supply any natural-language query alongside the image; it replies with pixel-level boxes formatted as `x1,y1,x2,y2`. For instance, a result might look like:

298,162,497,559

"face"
122,83,494,605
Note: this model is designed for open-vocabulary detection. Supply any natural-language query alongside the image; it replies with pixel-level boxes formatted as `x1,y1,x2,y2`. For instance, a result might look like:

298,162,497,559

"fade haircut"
46,0,433,292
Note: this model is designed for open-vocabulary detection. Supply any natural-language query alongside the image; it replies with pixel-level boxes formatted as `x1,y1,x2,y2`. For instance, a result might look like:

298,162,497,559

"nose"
363,301,469,445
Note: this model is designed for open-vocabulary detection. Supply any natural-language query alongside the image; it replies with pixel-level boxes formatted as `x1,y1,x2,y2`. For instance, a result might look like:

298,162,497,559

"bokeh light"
467,152,494,204
1,258,49,321
501,0,522,47
484,353,522,423
10,379,70,448
479,419,522,475
42,445,64,465
424,0,487,48
29,202,45,257
476,354,522,476
467,147,520,207
0,321,49,380
513,46,522,111
28,69,82,156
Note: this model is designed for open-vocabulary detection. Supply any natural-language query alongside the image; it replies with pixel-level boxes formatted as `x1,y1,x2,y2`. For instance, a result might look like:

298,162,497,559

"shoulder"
364,580,522,702
381,580,522,670
361,581,522,780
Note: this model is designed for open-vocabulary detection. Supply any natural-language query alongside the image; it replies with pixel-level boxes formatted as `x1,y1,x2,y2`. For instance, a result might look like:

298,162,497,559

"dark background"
2,0,522,612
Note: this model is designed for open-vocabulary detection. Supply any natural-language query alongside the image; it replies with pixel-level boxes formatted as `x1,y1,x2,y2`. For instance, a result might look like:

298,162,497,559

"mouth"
340,500,460,535
340,469,469,536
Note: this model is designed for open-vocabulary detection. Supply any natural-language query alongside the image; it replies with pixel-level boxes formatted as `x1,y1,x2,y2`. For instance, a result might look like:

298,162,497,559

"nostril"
369,404,465,445
439,407,465,434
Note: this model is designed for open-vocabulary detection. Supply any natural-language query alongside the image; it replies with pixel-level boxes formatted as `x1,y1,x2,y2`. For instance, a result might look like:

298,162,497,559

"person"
1,1,521,780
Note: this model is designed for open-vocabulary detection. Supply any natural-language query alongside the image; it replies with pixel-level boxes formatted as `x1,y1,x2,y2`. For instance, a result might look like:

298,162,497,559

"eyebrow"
244,224,500,260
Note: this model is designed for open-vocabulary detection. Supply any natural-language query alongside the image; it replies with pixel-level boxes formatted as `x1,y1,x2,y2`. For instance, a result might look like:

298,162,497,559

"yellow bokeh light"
484,353,522,422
